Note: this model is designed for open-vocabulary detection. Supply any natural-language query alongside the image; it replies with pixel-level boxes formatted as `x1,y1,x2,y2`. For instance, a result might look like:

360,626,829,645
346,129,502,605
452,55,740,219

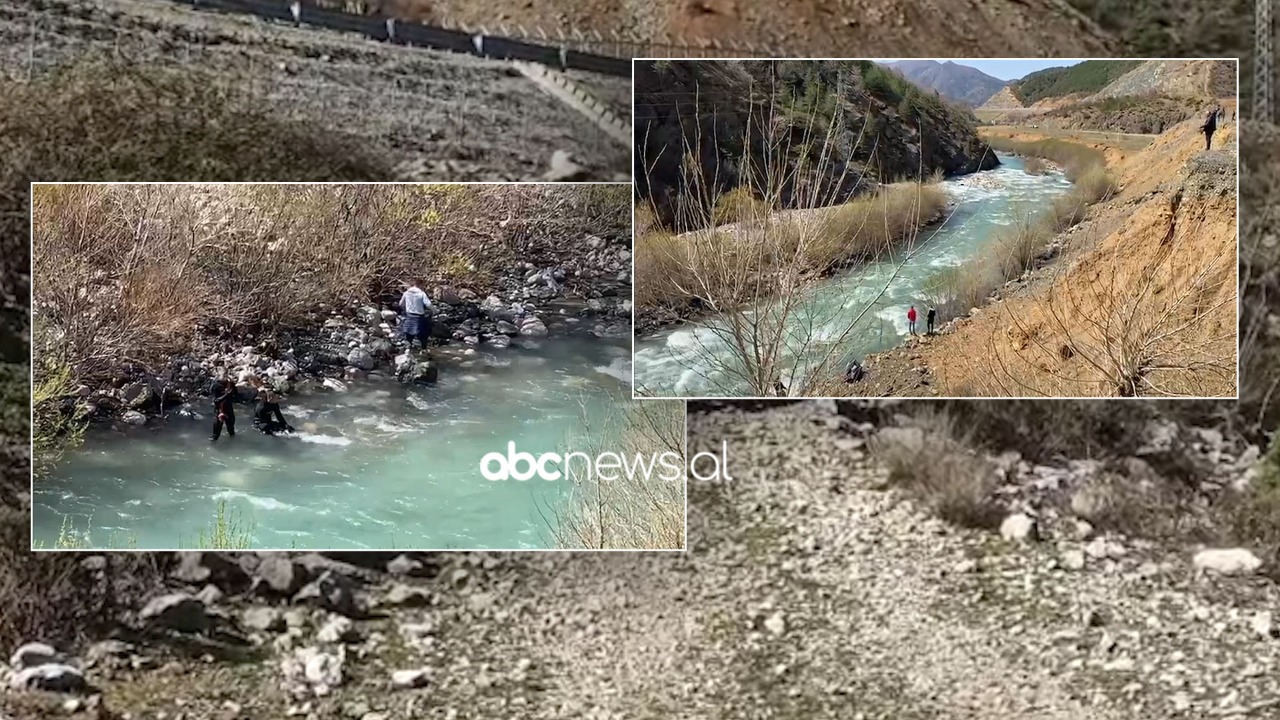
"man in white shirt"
399,279,434,349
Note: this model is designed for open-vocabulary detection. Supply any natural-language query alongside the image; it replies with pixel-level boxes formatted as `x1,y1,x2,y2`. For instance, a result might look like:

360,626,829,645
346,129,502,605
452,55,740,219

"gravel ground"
1,0,629,181
7,402,1277,719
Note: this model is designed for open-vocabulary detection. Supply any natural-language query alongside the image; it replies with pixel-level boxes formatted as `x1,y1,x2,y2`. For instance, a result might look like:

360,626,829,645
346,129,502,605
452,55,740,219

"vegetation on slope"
1012,60,1144,104
634,60,995,232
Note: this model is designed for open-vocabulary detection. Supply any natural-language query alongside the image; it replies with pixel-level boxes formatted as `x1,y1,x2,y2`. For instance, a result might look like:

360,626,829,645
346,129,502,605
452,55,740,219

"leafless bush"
634,75,958,396
549,398,686,549
869,408,1004,530
33,184,628,386
983,210,1235,397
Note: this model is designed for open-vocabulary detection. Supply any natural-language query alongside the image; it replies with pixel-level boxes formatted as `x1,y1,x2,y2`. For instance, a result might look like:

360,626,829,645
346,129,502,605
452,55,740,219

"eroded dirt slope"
845,114,1238,397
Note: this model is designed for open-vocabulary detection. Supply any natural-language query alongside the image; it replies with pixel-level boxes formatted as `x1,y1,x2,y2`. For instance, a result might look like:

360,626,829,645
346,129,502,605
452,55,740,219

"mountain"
633,60,998,230
884,60,1007,107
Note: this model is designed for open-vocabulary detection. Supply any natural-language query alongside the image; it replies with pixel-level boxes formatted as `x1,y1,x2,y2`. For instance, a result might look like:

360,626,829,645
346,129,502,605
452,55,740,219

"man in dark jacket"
210,378,237,441
1202,107,1220,151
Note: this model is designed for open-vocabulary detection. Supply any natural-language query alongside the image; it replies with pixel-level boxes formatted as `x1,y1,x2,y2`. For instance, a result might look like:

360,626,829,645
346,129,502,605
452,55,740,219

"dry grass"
635,182,948,316
868,408,1004,530
32,184,628,388
550,398,687,549
1022,157,1048,175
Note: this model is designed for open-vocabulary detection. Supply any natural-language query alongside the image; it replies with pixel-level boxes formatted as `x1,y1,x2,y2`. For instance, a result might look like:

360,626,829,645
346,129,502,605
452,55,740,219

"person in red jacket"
907,305,918,335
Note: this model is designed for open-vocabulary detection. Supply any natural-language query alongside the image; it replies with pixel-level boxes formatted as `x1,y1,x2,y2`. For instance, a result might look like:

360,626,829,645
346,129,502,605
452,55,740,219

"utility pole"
1257,0,1273,123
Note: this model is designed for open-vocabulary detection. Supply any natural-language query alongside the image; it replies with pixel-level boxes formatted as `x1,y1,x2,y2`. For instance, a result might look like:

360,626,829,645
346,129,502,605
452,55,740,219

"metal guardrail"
180,0,633,77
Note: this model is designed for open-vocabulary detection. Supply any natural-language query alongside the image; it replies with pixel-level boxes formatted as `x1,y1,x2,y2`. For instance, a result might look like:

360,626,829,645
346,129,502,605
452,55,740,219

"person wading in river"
399,279,434,350
250,376,294,436
210,377,237,442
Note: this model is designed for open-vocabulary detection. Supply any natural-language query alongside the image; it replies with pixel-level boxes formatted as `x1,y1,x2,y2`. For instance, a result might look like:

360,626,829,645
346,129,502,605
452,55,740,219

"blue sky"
871,59,1084,81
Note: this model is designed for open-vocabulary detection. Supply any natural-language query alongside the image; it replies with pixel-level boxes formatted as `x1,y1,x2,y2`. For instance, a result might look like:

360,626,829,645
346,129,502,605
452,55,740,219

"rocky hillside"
843,110,1237,397
1012,60,1144,105
635,59,999,229
978,85,1025,112
885,60,1007,107
6,400,1277,719
986,60,1235,134
1091,59,1237,103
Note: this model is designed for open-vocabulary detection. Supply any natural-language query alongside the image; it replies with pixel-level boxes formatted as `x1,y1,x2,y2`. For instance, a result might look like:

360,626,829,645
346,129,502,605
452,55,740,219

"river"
33,337,634,550
632,154,1074,396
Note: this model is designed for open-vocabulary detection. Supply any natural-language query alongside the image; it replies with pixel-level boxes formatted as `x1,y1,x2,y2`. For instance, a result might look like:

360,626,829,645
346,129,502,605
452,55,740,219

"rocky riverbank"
79,235,633,427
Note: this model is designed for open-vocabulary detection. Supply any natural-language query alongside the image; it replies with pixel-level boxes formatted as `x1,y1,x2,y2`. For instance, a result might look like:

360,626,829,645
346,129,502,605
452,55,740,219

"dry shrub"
993,207,1053,281
1023,157,1048,175
1220,445,1280,559
33,184,628,386
713,186,769,226
921,263,1002,322
551,398,686,549
0,508,168,651
869,409,1004,530
984,135,1106,181
1072,164,1120,204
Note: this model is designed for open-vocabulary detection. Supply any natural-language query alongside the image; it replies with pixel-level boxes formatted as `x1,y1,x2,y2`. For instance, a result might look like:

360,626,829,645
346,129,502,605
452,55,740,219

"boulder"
346,349,375,371
999,513,1038,542
9,664,87,694
1193,548,1263,576
121,410,147,426
10,642,60,670
293,570,359,618
139,593,211,633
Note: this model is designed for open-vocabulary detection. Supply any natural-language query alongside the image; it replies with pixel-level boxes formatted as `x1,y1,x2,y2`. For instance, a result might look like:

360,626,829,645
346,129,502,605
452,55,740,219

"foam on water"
212,489,298,512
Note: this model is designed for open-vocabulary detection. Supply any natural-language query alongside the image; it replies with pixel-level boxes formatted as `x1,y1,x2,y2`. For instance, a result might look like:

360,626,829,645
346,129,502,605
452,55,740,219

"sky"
870,59,1084,81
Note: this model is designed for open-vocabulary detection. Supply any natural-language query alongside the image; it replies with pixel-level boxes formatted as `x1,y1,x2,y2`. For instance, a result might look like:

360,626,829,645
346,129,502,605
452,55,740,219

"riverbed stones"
519,316,548,336
121,410,146,425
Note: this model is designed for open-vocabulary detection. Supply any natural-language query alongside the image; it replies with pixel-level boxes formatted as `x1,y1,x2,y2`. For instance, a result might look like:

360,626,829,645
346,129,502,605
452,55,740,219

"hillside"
978,85,1025,112
634,60,998,229
983,60,1235,133
840,111,1238,397
885,60,1007,107
1012,60,1144,104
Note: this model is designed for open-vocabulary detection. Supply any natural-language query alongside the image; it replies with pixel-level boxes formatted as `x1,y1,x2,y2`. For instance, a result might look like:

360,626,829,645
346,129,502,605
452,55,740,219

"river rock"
293,570,358,618
257,555,310,595
121,410,146,426
380,309,398,322
9,664,88,694
322,378,348,393
346,349,375,371
139,593,211,633
120,382,153,410
489,335,511,349
496,320,519,335
10,642,60,669
519,317,548,336
242,606,286,633
367,338,395,358
1193,548,1263,575
1000,513,1038,542
356,306,381,326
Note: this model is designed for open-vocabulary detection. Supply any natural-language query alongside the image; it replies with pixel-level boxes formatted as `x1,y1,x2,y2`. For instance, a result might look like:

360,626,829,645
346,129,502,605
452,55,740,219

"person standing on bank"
927,306,937,335
399,279,434,350
1202,106,1220,151
907,305,918,336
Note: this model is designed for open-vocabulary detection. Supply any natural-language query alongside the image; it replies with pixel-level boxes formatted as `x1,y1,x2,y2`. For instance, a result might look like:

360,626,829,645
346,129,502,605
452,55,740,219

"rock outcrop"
635,60,999,230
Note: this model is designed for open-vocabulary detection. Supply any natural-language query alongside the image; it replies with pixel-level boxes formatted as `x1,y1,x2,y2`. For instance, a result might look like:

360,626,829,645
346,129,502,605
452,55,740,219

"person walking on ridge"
1202,106,1220,151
